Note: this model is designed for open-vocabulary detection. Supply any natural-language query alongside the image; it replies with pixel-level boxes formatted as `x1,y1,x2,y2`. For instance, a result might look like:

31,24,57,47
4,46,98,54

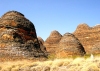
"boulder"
44,30,62,54
56,33,86,58
0,11,47,58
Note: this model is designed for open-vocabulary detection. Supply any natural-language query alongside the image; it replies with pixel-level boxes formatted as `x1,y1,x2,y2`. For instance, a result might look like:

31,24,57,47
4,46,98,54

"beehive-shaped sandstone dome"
44,30,62,54
56,33,86,58
0,11,47,58
74,23,100,53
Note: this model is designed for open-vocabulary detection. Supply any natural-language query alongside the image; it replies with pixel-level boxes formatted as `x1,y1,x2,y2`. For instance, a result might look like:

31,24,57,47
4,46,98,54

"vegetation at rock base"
0,55,100,71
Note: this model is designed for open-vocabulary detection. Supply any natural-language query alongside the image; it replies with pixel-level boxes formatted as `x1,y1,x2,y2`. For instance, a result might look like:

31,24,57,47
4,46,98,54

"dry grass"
0,55,100,71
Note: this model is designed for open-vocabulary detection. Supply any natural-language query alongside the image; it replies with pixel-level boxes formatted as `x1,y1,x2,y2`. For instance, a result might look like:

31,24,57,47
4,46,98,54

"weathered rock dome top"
77,23,90,29
75,23,100,31
49,30,62,37
74,23,92,35
74,23,90,33
2,11,24,17
57,33,86,56
63,32,74,37
45,30,62,43
59,33,81,44
0,11,35,34
74,23,100,35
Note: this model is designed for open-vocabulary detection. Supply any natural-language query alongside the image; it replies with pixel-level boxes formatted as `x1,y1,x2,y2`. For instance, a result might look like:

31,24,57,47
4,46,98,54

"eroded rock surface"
74,23,100,54
38,36,48,56
0,11,47,58
44,30,62,54
56,33,86,58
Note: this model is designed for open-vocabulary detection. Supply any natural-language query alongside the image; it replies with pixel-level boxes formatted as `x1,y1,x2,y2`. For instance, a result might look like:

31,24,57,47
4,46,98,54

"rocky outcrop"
0,11,47,58
44,30,62,54
56,33,86,58
74,23,100,54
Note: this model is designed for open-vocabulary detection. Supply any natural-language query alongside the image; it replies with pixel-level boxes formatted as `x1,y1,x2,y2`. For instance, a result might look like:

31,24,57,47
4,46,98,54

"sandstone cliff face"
74,23,100,54
0,11,47,58
44,30,62,54
56,33,86,58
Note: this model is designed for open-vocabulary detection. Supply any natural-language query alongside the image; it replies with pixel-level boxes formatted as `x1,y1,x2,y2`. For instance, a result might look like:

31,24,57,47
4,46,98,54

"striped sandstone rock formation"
74,23,100,54
44,30,62,54
0,11,47,58
56,33,86,58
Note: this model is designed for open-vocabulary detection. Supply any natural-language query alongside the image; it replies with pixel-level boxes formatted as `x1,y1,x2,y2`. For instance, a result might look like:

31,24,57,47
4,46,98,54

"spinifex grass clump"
0,56,100,71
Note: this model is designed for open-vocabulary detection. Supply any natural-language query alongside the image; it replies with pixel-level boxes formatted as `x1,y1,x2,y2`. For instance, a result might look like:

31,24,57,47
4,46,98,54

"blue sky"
0,0,100,40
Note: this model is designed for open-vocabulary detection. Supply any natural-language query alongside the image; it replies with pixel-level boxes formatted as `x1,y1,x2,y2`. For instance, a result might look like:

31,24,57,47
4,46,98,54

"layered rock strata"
56,33,86,58
0,11,47,58
44,30,62,54
74,23,100,54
